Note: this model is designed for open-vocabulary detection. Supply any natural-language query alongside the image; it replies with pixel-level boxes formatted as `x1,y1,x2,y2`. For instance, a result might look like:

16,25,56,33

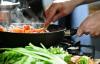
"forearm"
72,0,99,6
82,0,100,4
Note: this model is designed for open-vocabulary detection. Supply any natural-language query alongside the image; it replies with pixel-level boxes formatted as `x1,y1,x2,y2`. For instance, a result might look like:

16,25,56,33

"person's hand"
77,10,100,37
44,0,83,27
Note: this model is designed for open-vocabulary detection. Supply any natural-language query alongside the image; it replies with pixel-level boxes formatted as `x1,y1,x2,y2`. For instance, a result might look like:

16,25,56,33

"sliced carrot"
40,31,44,33
25,30,32,33
17,26,24,29
9,29,13,32
37,28,43,33
16,29,24,33
24,25,30,30
13,28,24,33
32,29,37,32
0,27,4,31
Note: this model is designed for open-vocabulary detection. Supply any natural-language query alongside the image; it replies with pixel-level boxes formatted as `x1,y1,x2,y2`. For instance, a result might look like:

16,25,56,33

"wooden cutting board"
89,59,100,64
94,59,100,64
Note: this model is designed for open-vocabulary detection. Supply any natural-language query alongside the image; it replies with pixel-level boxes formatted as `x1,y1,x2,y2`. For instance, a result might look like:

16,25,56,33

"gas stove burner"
54,39,95,58
67,46,79,55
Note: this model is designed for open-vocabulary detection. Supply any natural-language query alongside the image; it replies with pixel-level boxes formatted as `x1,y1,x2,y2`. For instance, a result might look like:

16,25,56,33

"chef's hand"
44,0,83,26
77,10,100,37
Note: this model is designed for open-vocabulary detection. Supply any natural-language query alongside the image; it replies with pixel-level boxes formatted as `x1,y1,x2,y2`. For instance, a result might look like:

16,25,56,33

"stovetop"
54,39,95,59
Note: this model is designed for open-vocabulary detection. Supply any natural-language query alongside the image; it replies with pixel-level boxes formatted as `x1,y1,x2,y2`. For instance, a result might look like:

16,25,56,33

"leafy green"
0,43,88,64
64,54,72,63
0,43,69,64
76,56,88,64
49,46,67,54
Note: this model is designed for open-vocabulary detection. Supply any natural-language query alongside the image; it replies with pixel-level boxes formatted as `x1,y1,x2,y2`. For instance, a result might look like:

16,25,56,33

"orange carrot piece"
0,27,4,31
24,25,30,30
25,30,32,33
40,31,44,33
37,28,43,33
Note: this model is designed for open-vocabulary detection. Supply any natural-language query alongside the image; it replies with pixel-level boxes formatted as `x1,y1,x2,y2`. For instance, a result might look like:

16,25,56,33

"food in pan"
9,25,44,33
0,26,7,31
0,27,4,31
0,43,97,64
0,25,49,33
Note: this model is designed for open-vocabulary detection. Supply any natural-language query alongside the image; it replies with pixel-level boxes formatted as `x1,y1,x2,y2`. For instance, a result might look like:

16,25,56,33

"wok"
0,24,78,48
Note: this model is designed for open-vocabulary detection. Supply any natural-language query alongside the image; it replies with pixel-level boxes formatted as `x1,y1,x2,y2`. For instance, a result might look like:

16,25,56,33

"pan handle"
64,27,78,36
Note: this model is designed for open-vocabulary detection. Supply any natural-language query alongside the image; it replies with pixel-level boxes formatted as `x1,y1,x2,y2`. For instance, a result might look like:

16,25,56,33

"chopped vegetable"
25,30,32,33
37,28,43,33
32,29,38,33
76,56,88,64
0,43,89,64
0,43,68,64
13,28,24,33
24,25,30,30
0,27,7,32
0,27,4,31
49,46,67,54
0,25,48,33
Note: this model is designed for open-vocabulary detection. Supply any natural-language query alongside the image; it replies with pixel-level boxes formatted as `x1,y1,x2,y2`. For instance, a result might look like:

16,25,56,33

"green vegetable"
0,43,88,64
76,56,88,64
64,54,72,63
0,43,69,64
49,46,67,54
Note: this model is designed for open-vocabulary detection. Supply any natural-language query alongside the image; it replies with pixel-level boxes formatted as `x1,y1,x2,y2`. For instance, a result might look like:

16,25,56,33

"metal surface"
64,27,78,36
0,0,26,26
0,0,25,9
0,1,20,12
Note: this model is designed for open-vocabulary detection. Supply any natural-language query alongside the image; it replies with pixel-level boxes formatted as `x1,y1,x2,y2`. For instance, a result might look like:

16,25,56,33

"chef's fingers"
45,3,53,18
44,4,60,27
52,11,66,22
77,27,84,37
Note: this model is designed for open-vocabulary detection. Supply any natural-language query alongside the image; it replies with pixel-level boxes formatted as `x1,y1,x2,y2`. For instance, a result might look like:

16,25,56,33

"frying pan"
0,24,78,48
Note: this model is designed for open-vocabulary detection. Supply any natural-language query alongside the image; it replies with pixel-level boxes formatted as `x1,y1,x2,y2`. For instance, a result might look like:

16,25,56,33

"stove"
54,39,95,59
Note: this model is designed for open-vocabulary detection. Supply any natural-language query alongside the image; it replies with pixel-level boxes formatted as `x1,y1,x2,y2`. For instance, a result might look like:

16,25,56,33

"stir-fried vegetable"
0,43,89,64
11,25,44,33
0,25,45,33
0,27,4,31
0,26,7,31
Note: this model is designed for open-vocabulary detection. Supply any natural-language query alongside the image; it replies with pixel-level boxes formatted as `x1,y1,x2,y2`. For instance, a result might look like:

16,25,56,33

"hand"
77,10,100,37
44,0,83,27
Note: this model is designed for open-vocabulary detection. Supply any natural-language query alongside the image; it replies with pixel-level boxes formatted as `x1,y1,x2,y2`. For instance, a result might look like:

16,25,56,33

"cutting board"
89,59,100,64
92,59,100,64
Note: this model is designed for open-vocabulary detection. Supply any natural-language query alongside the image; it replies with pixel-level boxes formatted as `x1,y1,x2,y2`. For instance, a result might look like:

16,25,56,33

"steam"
10,9,32,23
10,8,46,22
9,7,46,29
37,10,46,22
0,0,47,29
